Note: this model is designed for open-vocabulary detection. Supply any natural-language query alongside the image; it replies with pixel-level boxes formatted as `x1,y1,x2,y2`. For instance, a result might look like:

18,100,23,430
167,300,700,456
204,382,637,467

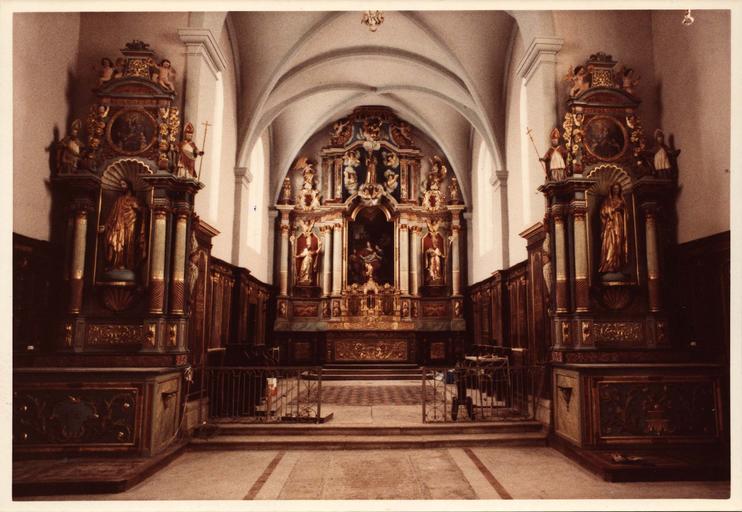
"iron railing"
422,364,546,422
205,366,322,423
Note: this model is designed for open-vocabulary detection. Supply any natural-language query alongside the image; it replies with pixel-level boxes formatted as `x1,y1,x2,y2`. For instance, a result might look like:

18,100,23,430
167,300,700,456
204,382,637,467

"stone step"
188,431,547,450
320,373,421,380
208,420,543,436
324,363,420,370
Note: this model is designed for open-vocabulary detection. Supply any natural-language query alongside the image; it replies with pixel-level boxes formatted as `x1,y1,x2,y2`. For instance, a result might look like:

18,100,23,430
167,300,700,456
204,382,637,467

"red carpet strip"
463,447,513,499
243,451,285,499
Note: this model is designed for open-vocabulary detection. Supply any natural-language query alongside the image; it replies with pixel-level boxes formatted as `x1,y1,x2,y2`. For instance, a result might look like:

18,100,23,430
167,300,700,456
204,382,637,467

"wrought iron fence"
422,364,546,422
205,366,322,423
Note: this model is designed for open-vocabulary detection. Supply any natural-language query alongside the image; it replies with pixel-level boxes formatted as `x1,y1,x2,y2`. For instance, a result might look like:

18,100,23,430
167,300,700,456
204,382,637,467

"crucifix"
197,121,212,182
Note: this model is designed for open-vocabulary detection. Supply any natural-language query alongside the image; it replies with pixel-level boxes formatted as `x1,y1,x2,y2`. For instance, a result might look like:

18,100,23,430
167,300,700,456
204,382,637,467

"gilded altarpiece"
274,107,465,364
539,53,723,451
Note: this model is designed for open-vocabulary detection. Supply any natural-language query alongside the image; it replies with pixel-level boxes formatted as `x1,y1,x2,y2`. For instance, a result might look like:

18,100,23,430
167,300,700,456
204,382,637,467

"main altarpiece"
273,107,466,365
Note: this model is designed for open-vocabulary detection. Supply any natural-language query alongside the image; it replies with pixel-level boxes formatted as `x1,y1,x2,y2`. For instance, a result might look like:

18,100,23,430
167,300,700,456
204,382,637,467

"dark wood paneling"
670,231,729,364
13,234,54,353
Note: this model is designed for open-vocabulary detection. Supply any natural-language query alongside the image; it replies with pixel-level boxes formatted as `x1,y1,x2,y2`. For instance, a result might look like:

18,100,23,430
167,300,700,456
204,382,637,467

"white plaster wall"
13,13,81,240
651,10,730,242
209,24,240,263
469,132,503,284
242,134,272,284
505,32,528,266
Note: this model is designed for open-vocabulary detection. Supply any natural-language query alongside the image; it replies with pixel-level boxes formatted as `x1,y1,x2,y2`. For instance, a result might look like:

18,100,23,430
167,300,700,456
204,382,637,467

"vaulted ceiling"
228,11,518,202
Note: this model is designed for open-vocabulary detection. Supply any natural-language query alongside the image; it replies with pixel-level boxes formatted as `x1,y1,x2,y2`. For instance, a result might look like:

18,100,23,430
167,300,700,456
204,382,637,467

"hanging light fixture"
362,11,384,32
682,9,695,26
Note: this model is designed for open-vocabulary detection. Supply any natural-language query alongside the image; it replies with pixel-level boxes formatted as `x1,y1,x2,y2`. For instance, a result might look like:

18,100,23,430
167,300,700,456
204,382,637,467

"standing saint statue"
598,182,628,274
177,122,204,178
296,246,319,285
425,236,445,284
103,180,146,277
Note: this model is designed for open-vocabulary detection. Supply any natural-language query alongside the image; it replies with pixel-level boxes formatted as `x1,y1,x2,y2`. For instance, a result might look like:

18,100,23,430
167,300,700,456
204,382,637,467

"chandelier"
362,11,384,32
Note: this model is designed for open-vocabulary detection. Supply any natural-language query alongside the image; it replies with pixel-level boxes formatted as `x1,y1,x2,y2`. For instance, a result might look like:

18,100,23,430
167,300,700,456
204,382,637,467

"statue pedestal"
293,285,322,298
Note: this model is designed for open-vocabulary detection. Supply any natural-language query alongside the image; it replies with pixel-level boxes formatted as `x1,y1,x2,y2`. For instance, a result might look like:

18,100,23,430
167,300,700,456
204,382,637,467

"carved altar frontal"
273,107,465,363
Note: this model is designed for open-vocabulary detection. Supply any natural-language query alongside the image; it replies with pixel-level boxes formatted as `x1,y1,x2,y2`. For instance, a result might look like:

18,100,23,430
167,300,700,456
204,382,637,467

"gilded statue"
294,220,321,286
617,66,640,95
425,236,445,284
598,182,628,274
57,119,83,173
103,180,146,277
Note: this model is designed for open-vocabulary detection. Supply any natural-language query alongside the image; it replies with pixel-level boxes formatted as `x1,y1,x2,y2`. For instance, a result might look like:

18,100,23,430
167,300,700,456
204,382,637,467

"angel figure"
98,58,115,86
618,66,640,95
391,121,414,146
330,118,351,144
383,168,399,193
565,65,590,97
343,149,360,194
383,150,400,169
154,59,176,91
426,156,448,191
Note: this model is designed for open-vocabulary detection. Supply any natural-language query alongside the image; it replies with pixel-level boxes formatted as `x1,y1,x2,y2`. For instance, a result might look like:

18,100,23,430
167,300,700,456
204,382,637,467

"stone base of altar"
274,331,464,366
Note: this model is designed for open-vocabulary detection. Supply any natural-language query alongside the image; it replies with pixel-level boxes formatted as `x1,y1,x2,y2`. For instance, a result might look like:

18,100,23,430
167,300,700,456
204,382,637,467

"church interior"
7,6,738,508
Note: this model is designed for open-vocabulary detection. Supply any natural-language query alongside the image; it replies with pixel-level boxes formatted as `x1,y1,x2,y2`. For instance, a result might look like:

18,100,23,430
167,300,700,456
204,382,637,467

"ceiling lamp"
682,9,695,26
362,11,384,32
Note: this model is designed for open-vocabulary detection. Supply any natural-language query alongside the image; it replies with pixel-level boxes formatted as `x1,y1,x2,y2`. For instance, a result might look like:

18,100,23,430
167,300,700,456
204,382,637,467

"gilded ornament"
86,323,144,346
594,322,642,344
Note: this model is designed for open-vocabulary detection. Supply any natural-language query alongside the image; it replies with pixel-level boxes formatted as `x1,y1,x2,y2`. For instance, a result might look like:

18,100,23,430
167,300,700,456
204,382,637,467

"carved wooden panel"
334,339,408,361
293,302,320,317
292,341,312,362
14,387,140,447
594,378,720,442
554,370,581,445
85,323,143,346
422,301,448,317
429,341,446,360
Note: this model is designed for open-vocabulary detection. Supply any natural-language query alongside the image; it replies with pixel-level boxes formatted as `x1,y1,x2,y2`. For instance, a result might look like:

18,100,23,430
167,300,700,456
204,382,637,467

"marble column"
278,213,290,296
170,210,189,314
332,222,343,294
553,209,569,314
572,201,590,313
410,226,421,296
322,225,332,296
451,224,461,296
149,207,168,314
68,208,88,314
399,223,409,294
644,204,662,312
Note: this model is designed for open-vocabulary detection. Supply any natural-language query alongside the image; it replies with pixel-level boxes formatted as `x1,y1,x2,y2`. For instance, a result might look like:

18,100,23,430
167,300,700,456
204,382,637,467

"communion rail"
421,364,546,422
205,366,322,423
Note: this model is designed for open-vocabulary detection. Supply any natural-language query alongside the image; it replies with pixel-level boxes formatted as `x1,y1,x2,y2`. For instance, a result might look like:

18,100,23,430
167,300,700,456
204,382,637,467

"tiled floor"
19,446,729,501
